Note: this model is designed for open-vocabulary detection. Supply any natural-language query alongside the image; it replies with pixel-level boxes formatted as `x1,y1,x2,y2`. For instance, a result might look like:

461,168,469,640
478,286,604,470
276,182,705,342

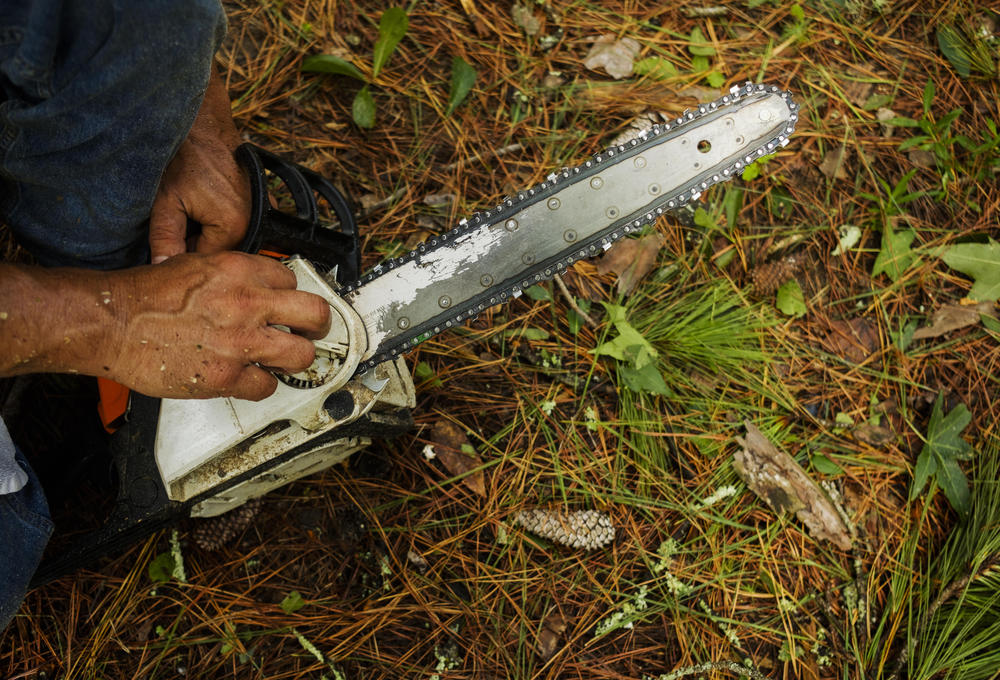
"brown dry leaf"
734,422,852,550
852,423,895,447
841,69,874,106
908,149,936,168
677,85,721,103
583,34,640,80
820,318,879,364
818,146,849,180
430,420,486,496
912,301,997,340
536,611,567,661
511,3,541,35
596,232,665,295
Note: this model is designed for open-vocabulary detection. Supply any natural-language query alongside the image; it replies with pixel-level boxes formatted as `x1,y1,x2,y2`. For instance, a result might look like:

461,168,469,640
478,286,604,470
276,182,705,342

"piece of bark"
734,422,852,550
536,611,567,661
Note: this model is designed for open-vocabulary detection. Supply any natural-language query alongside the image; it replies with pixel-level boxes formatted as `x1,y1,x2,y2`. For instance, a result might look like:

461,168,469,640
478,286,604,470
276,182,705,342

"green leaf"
414,361,442,386
775,280,807,318
592,304,659,369
789,4,805,21
148,552,176,583
301,54,366,81
688,27,716,56
937,25,972,79
372,7,409,78
352,85,375,128
280,591,306,614
811,454,844,476
921,79,935,115
723,186,743,230
446,56,477,116
871,225,918,281
910,449,937,500
926,394,973,462
862,93,893,111
937,455,970,518
633,56,678,80
941,239,1000,302
705,71,725,88
524,284,552,302
982,313,1000,335
620,362,669,396
691,55,710,72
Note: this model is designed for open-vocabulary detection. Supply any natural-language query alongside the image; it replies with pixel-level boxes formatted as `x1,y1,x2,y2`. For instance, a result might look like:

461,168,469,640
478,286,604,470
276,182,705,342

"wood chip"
734,422,852,550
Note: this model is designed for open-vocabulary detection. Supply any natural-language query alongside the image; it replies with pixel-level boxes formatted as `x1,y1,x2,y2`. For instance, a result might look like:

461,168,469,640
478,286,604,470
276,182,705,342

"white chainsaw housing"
154,257,416,518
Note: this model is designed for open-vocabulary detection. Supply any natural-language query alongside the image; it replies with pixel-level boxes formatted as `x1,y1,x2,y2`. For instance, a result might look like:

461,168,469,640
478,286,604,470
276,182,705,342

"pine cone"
192,497,262,551
515,509,615,550
751,255,802,297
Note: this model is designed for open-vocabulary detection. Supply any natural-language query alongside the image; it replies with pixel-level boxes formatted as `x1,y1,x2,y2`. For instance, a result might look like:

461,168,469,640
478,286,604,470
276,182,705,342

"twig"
682,6,728,17
646,661,774,680
888,551,1000,680
554,274,599,329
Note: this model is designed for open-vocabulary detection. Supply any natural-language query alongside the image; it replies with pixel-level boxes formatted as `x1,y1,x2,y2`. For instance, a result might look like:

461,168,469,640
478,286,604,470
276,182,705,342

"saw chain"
342,82,798,374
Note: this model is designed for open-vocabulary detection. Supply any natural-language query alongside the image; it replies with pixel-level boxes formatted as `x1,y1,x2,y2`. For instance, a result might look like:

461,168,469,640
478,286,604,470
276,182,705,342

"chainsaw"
34,82,797,581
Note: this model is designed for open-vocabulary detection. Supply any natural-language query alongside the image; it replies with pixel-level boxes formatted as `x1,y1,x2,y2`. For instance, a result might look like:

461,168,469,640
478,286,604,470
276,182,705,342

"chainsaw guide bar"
342,82,798,374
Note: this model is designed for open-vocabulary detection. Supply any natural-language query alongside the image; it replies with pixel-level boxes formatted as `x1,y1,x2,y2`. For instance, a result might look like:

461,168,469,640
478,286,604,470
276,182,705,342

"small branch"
554,274,598,329
647,661,774,680
682,6,728,17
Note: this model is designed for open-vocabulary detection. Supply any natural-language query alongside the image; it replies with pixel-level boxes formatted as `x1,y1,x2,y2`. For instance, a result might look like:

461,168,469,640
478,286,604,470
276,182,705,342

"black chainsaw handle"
235,143,361,283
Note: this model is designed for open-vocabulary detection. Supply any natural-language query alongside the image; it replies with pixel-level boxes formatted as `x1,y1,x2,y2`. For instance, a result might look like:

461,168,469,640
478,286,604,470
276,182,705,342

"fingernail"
151,255,168,265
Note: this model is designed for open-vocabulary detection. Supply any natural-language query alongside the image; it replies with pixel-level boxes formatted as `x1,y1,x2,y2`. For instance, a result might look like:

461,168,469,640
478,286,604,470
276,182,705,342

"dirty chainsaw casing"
34,83,798,581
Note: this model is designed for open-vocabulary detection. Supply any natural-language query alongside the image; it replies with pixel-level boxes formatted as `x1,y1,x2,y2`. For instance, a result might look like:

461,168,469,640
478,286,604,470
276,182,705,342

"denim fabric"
0,0,227,629
0,446,52,630
0,0,227,269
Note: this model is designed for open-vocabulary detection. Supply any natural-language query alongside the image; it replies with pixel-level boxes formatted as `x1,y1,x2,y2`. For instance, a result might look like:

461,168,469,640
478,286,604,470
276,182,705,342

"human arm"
0,252,330,401
148,66,250,264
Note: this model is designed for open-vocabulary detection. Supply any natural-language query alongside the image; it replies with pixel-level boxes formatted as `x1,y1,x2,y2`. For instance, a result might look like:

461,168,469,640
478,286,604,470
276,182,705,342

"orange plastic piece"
97,378,130,434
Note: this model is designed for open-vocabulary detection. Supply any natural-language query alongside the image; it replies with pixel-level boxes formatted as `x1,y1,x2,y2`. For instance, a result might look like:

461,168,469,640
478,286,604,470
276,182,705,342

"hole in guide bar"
697,140,712,153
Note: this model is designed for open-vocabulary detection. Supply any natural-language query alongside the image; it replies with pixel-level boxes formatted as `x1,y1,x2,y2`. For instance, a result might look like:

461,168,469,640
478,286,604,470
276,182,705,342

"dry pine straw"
3,1,1000,679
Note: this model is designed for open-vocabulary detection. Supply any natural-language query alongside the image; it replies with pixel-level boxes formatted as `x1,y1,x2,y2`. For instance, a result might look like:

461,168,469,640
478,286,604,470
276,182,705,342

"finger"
243,254,299,290
195,211,250,255
148,195,190,264
263,289,332,339
252,327,318,374
227,365,279,401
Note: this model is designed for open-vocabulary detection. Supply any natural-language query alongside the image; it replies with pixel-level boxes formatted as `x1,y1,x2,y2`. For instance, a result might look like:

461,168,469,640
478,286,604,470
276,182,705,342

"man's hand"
148,67,250,264
0,253,331,401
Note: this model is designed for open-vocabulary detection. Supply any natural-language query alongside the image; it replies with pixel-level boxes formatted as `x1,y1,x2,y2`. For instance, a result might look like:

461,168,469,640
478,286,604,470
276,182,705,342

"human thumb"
148,194,189,264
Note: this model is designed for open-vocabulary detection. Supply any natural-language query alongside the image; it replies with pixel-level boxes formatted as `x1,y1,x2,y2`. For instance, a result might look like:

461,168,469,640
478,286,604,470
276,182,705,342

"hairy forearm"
0,253,330,401
0,263,120,377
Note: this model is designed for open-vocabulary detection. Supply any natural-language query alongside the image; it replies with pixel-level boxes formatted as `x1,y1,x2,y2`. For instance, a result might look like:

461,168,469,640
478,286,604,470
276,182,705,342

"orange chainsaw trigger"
97,378,130,434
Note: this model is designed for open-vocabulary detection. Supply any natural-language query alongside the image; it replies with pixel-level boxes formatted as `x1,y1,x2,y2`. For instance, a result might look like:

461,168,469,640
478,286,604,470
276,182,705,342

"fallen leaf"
536,611,567,661
430,420,486,496
406,549,428,572
511,3,541,35
583,34,640,80
912,301,997,340
941,238,1000,302
819,318,879,363
734,422,852,550
841,75,873,107
596,233,664,295
876,107,898,137
852,423,895,447
676,85,720,103
818,146,849,180
908,149,936,168
872,219,919,282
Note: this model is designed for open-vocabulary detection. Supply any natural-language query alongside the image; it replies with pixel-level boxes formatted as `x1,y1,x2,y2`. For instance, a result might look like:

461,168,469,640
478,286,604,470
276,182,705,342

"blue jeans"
0,0,226,627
